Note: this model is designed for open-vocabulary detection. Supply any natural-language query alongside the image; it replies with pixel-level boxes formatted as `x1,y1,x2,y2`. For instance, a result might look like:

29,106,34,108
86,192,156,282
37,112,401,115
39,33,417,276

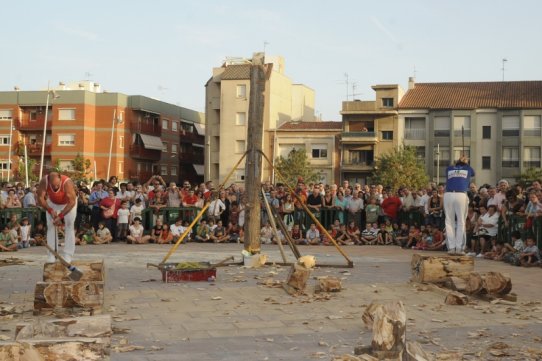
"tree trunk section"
34,281,104,312
362,301,406,359
316,277,342,293
482,272,512,295
244,52,266,254
406,341,433,361
16,315,112,341
444,291,469,305
443,276,467,292
283,263,311,295
18,338,108,361
411,254,474,283
43,261,104,282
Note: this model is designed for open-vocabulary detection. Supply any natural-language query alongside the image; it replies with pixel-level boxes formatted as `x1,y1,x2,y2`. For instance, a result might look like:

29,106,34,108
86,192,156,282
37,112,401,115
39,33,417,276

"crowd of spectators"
0,174,540,267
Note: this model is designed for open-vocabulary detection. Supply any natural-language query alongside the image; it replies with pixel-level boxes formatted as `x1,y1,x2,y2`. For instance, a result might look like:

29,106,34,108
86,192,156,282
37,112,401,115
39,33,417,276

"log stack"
34,260,105,314
411,254,474,283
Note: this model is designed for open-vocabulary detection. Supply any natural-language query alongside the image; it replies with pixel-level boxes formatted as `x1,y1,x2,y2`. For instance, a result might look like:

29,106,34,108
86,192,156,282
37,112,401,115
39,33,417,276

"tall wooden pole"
244,52,266,253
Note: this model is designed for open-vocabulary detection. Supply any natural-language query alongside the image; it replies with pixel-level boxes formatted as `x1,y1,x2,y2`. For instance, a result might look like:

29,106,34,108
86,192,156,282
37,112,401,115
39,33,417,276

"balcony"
341,160,375,171
502,160,520,168
17,142,51,157
341,131,378,144
453,129,471,137
523,161,541,169
177,152,204,164
128,170,154,182
16,117,52,131
179,131,202,143
524,129,542,137
404,128,426,140
130,144,161,161
130,120,161,137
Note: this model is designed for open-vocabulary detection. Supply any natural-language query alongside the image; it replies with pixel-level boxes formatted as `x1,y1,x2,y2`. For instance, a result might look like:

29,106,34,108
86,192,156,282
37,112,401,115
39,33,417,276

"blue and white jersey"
445,164,475,192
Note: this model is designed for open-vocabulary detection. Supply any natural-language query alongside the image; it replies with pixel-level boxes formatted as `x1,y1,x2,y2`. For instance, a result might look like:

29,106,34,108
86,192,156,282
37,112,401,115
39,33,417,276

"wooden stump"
0,343,20,361
444,291,469,305
362,301,406,359
411,254,474,283
482,272,512,295
464,272,483,294
316,277,342,293
43,260,104,282
34,281,104,313
18,338,108,361
283,264,311,295
443,276,467,292
16,315,112,341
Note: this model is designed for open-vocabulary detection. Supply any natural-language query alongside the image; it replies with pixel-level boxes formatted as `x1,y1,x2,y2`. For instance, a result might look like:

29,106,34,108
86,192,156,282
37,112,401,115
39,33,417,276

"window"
434,117,450,137
118,161,124,174
171,143,178,154
58,160,74,171
235,140,246,153
235,170,245,182
434,146,450,166
311,145,328,158
0,110,13,120
30,111,38,121
58,134,75,146
236,84,247,98
482,126,491,139
404,117,425,139
279,145,302,158
349,150,374,165
524,116,542,136
160,165,168,176
162,142,168,153
381,131,393,140
171,166,177,176
415,146,425,160
524,146,541,168
58,109,76,121
0,135,10,145
502,116,520,136
382,98,394,107
162,119,169,130
502,147,519,168
453,147,470,162
172,121,178,132
119,136,124,149
235,112,246,126
453,116,471,137
482,156,491,170
0,160,10,170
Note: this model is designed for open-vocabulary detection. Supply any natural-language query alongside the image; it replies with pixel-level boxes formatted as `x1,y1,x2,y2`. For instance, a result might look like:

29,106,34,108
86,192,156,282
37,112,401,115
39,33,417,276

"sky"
1,0,541,121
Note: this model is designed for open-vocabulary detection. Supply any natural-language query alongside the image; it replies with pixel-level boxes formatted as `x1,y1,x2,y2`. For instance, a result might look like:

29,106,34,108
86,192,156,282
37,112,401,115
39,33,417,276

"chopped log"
482,272,512,295
16,315,112,341
34,281,104,312
354,344,373,355
411,254,474,283
444,276,467,292
283,263,311,295
362,301,406,359
464,272,483,294
18,338,108,361
406,341,434,361
43,260,104,282
316,277,342,293
444,291,469,305
0,342,21,361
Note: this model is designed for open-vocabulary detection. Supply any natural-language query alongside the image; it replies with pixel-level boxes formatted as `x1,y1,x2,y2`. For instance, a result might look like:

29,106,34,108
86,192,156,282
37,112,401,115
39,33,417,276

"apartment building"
205,56,315,184
0,81,204,184
398,79,542,185
272,121,341,184
340,84,404,185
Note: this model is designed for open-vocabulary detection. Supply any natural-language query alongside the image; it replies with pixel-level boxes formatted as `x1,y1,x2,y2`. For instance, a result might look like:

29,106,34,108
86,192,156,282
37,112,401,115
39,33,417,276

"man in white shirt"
207,197,225,222
472,205,500,258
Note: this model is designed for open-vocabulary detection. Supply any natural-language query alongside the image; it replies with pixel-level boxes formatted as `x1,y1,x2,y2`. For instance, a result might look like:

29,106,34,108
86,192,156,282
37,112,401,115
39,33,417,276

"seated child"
405,225,421,249
157,224,173,244
290,224,306,245
76,223,95,245
94,221,113,244
306,223,321,245
426,226,445,251
519,236,540,266
360,223,377,245
502,231,524,266
127,217,150,244
0,225,17,252
346,221,360,244
395,223,409,247
483,239,505,260
32,222,46,246
377,223,393,245
227,222,241,243
150,219,164,243
210,220,229,243
259,222,274,245
335,224,353,245
194,220,211,243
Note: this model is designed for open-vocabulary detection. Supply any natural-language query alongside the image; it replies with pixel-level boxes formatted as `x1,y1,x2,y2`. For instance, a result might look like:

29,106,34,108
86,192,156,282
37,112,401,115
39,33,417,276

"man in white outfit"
443,155,475,255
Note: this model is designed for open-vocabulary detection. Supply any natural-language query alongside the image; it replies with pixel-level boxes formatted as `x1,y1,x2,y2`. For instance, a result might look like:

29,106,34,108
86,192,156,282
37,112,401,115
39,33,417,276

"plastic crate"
160,262,216,283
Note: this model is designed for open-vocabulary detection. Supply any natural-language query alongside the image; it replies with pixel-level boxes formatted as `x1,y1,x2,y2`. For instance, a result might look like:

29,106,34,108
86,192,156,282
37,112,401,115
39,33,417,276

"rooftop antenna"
501,58,508,81
84,72,93,80
351,82,362,100
263,41,269,54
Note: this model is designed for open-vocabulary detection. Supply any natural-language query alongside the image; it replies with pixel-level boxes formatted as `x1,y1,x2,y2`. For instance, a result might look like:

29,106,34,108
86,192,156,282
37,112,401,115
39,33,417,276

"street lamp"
106,110,123,180
39,82,60,180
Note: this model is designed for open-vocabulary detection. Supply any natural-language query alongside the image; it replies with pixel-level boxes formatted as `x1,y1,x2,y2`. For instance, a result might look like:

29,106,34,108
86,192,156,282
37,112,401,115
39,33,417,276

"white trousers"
46,199,77,261
443,192,469,252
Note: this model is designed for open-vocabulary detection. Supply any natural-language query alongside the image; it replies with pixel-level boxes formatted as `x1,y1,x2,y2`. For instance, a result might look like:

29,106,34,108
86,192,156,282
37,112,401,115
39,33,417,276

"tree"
517,167,542,187
372,145,429,192
16,157,38,184
52,154,92,182
274,148,321,188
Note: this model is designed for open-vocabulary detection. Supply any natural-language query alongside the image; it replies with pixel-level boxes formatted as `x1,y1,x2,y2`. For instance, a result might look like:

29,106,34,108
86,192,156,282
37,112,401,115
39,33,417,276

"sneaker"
466,252,476,257
476,253,483,258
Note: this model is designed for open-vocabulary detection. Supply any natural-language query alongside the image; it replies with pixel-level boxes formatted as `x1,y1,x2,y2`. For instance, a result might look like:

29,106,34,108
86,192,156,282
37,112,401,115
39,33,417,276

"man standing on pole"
443,155,475,255
37,171,77,263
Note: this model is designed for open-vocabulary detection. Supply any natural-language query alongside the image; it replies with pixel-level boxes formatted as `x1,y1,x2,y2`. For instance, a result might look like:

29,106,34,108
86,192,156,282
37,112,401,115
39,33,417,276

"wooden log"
406,341,434,361
283,263,311,295
0,342,21,361
362,301,406,359
443,276,467,292
43,260,104,282
16,315,112,341
34,281,104,312
316,277,342,293
411,254,474,283
444,291,469,305
464,272,483,294
18,338,109,361
482,272,512,295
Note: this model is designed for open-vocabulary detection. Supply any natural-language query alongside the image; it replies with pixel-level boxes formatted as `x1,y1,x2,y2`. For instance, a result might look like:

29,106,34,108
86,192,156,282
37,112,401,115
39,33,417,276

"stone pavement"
1,243,542,360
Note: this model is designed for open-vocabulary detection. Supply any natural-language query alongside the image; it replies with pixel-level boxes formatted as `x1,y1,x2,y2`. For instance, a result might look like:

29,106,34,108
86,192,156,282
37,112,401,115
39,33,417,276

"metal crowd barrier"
498,214,542,248
0,207,46,229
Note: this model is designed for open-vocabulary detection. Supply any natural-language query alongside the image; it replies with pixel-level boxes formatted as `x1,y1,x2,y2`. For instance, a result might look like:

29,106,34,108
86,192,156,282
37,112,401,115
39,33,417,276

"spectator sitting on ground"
336,223,353,245
76,223,95,245
127,217,150,244
194,219,211,243
504,230,524,254
94,221,112,244
210,220,229,243
360,223,377,245
32,222,46,246
227,222,241,243
426,226,445,251
157,223,173,244
0,224,17,252
7,214,20,242
150,219,164,243
377,222,392,245
306,223,321,245
483,238,505,261
519,236,540,266
290,224,306,245
259,221,273,245
346,221,360,244
405,225,421,249
170,218,186,240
